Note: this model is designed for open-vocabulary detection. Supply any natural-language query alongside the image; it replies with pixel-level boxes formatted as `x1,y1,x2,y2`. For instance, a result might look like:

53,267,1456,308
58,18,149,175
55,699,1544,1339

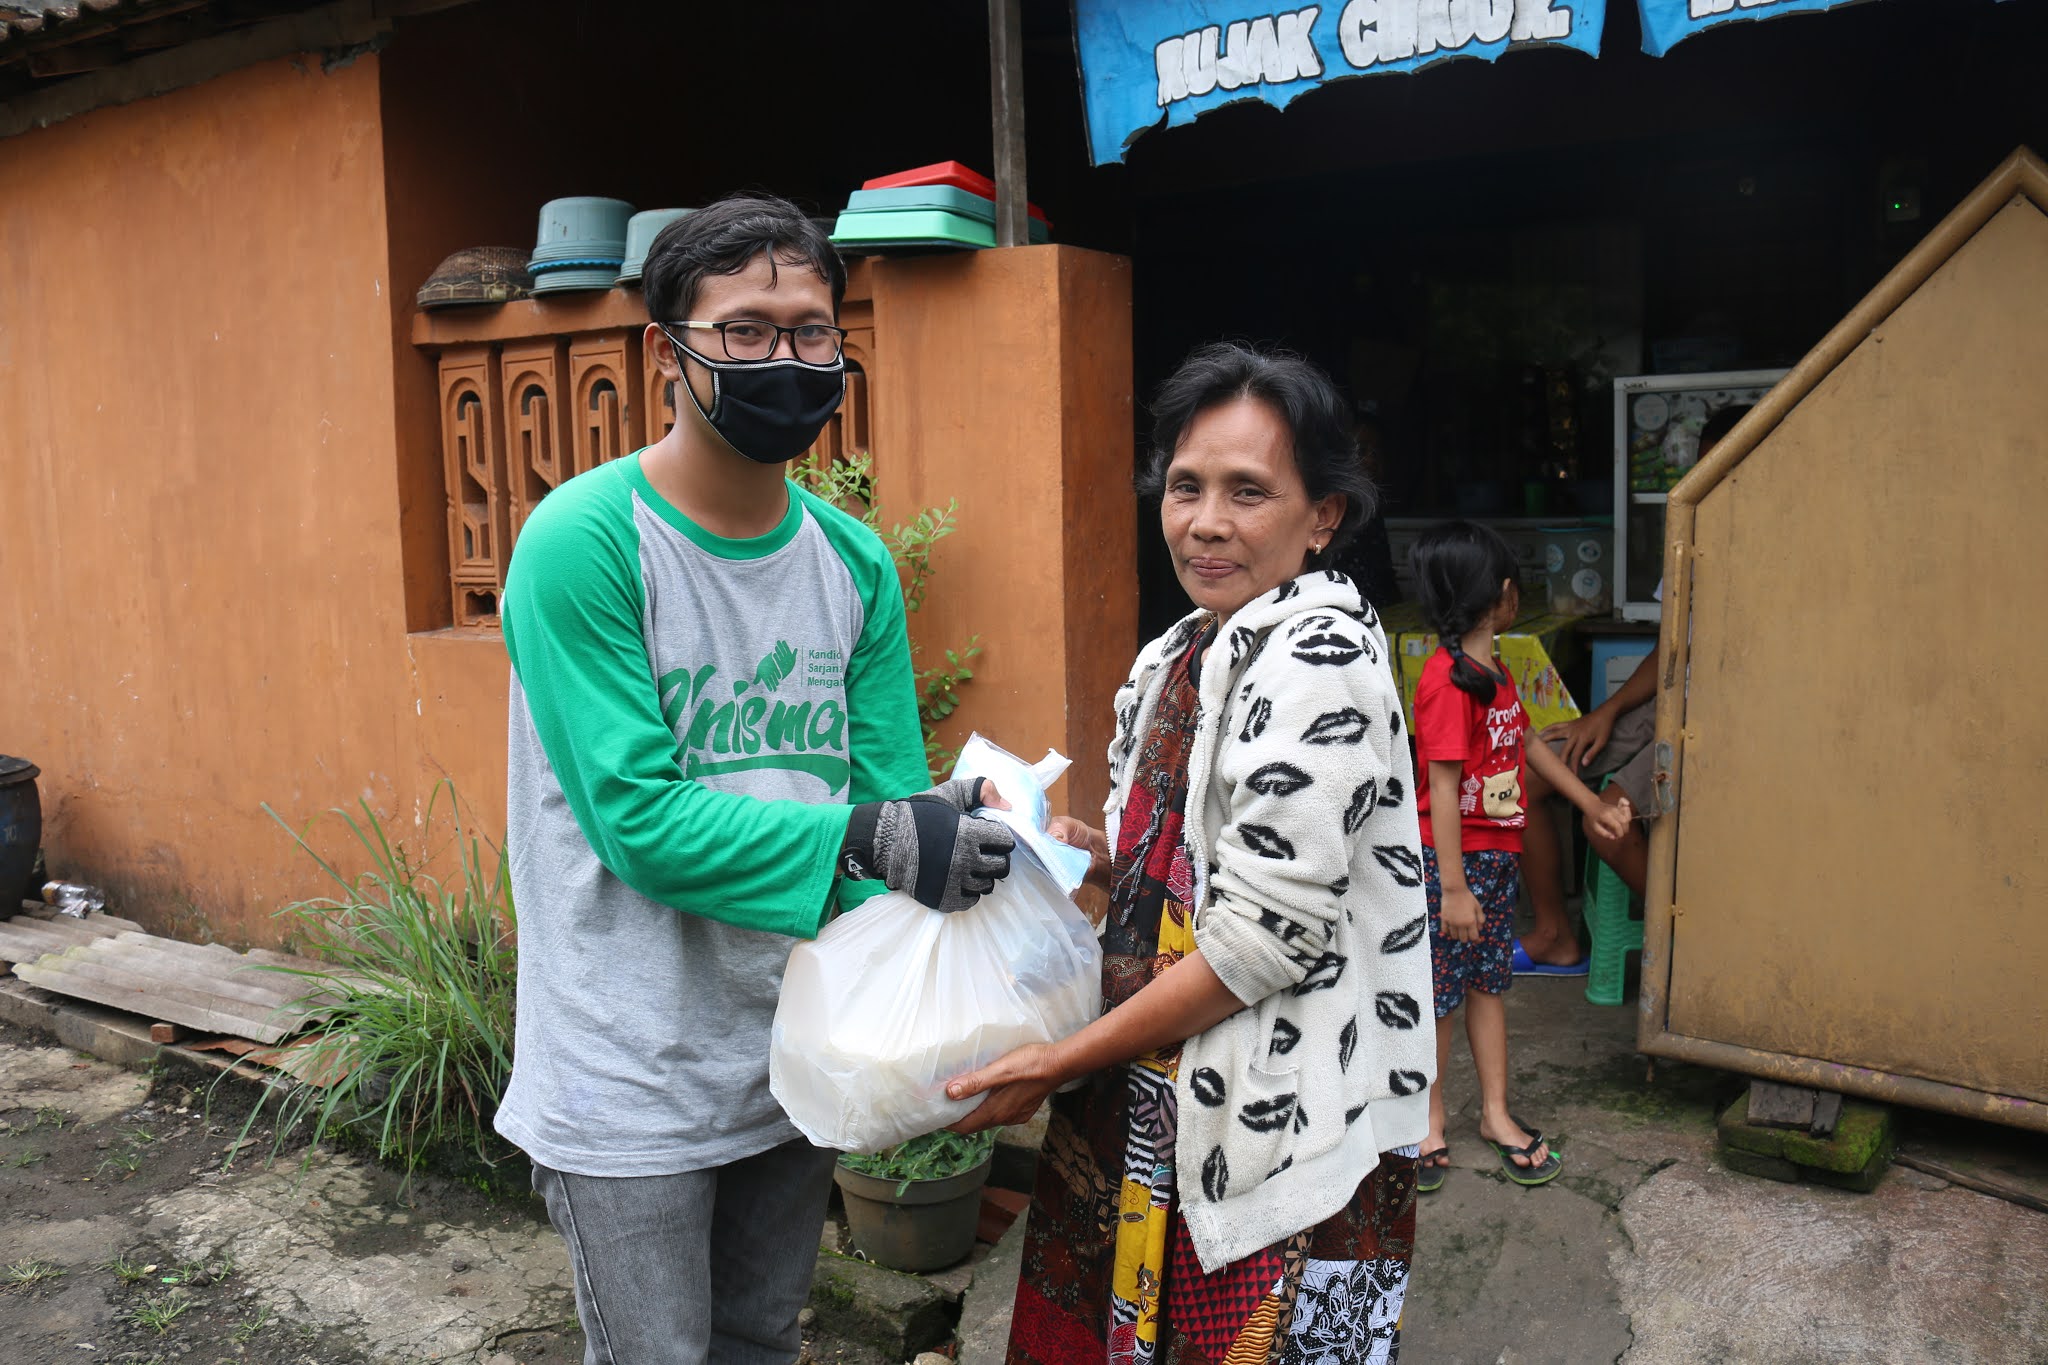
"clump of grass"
231,1304,273,1342
229,784,517,1187
838,1130,997,1196
4,1257,64,1288
124,1290,192,1333
160,1254,233,1288
98,1255,155,1285
96,1149,142,1179
33,1106,68,1130
12,1150,46,1168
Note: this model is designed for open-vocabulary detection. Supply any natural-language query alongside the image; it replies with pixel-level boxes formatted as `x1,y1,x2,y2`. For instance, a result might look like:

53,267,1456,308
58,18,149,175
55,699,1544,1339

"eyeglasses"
664,319,847,365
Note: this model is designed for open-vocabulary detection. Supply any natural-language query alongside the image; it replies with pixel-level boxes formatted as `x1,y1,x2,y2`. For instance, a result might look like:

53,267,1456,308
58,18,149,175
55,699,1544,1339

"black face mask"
662,328,845,465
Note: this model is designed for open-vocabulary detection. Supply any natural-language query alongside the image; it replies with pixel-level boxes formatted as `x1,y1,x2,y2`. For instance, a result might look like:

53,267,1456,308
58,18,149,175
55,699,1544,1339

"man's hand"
1540,706,1618,772
1587,797,1634,844
842,782,1015,913
920,776,1010,816
1439,885,1485,943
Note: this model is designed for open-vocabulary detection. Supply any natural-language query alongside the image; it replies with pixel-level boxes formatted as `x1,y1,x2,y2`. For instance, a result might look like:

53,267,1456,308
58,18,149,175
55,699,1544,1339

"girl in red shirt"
1408,522,1632,1190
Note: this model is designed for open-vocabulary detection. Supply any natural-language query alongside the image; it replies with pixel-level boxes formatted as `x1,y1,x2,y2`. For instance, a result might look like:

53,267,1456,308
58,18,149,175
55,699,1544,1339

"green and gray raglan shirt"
492,451,929,1177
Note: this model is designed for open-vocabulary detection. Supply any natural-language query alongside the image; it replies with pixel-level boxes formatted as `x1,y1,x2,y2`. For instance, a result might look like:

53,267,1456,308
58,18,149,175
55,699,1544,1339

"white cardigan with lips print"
1104,570,1436,1273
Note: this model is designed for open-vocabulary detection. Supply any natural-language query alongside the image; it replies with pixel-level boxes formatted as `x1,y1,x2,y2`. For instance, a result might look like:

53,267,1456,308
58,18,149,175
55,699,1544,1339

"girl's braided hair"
1409,520,1519,704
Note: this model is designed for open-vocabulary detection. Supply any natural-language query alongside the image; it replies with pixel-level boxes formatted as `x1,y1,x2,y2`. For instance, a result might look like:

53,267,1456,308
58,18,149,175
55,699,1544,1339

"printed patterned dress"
1008,624,1418,1365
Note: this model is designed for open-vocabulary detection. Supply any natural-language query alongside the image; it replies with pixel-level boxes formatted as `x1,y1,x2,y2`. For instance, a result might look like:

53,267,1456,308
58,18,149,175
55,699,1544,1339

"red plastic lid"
859,161,1048,224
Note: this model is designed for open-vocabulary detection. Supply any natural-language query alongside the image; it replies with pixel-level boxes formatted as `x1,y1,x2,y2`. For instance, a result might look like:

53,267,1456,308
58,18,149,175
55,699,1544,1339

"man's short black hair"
642,194,846,323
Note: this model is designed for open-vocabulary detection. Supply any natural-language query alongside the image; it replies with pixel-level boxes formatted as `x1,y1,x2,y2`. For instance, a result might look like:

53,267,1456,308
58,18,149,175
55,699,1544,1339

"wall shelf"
410,259,872,348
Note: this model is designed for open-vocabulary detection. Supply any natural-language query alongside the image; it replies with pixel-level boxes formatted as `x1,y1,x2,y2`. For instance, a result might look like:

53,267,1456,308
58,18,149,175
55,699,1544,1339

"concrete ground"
959,975,2048,1365
0,1016,581,1365
3,974,2046,1363
1393,977,2048,1363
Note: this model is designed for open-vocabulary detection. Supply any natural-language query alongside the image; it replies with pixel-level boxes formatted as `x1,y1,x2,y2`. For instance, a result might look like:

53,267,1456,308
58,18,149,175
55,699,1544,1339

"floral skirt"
1006,1065,1419,1365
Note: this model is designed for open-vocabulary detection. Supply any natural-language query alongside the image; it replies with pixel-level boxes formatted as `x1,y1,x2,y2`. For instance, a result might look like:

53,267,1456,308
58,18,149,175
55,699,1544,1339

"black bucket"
0,756,42,912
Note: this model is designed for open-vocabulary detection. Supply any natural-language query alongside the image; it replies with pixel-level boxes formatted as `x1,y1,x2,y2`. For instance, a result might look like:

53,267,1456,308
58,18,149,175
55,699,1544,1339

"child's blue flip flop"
1512,941,1589,977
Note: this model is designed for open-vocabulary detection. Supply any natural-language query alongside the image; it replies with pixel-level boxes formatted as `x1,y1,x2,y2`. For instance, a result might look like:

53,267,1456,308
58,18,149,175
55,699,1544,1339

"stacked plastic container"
830,163,1050,252
616,208,694,287
528,197,635,294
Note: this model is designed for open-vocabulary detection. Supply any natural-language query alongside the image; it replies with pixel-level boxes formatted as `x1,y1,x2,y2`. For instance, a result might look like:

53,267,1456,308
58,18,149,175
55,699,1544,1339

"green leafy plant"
794,451,981,778
228,783,517,1188
33,1106,68,1130
11,1150,45,1168
124,1290,192,1334
3,1257,64,1288
837,1129,996,1196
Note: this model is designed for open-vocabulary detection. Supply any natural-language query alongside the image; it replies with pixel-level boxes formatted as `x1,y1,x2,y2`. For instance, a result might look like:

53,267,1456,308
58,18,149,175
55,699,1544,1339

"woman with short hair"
947,342,1435,1365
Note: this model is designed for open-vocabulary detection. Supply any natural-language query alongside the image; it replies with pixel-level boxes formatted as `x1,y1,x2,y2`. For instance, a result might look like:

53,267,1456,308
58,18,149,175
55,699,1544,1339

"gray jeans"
533,1139,837,1365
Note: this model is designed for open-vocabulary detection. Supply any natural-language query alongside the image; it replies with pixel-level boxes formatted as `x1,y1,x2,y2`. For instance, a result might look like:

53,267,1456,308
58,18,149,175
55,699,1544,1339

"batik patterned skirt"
1005,864,1418,1365
1006,625,1418,1364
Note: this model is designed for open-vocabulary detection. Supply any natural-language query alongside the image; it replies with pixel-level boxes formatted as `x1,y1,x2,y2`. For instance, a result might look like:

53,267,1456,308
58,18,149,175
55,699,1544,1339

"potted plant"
833,1130,996,1273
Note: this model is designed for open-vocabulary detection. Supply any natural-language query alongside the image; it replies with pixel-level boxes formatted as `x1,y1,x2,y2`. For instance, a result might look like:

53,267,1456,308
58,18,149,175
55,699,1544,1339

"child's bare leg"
1585,785,1650,898
1517,765,1580,966
1465,988,1547,1166
1423,1010,1456,1160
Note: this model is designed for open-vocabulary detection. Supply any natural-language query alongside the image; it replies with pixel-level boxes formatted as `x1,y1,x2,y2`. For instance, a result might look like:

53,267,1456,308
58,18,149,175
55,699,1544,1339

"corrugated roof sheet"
0,0,335,105
0,1,128,46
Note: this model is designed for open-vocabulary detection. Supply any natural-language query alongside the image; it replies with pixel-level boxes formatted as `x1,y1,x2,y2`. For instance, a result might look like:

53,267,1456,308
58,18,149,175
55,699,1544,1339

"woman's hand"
1047,817,1112,892
1439,885,1485,943
1046,815,1094,847
944,1042,1067,1136
1539,706,1618,772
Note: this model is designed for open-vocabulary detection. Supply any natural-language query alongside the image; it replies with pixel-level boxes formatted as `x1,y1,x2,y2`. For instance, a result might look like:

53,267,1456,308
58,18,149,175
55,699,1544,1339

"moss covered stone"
1720,1147,1801,1183
1718,1095,1894,1174
807,1248,955,1358
1805,1142,1894,1193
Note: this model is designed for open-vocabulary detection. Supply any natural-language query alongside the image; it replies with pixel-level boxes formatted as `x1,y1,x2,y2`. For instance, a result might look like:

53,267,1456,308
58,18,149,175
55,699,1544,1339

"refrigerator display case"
1612,369,1787,620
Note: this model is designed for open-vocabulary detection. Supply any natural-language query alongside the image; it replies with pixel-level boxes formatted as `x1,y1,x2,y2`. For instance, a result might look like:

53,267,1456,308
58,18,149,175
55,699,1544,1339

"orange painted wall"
870,247,1137,821
0,54,1135,947
0,54,482,945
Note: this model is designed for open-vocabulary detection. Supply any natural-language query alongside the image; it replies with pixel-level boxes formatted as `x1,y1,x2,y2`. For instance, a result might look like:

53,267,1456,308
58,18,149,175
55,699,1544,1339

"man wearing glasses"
494,194,1015,1364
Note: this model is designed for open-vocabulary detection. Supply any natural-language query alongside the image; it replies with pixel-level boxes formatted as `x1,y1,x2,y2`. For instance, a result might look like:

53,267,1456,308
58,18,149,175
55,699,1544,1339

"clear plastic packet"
950,733,1094,894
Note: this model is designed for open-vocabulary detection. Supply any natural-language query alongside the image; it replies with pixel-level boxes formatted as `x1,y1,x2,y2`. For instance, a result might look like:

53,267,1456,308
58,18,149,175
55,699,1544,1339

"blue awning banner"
1637,0,1882,57
1072,1,1607,165
1638,0,2024,58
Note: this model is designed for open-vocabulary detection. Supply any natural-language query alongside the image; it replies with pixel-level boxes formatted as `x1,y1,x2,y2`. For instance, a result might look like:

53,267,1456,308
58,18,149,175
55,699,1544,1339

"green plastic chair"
1582,833,1644,1007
